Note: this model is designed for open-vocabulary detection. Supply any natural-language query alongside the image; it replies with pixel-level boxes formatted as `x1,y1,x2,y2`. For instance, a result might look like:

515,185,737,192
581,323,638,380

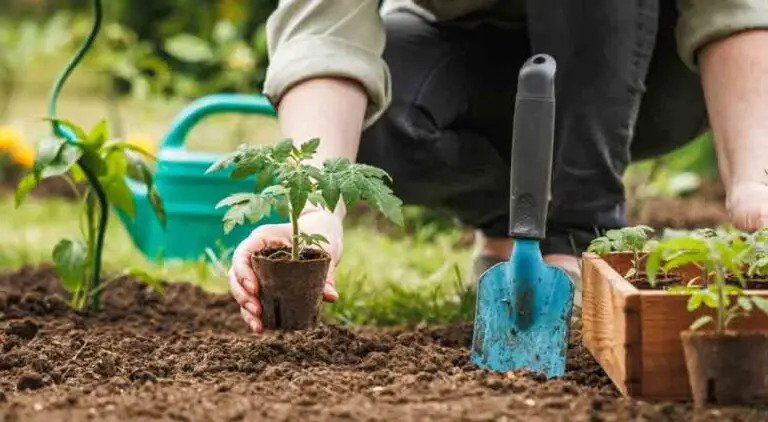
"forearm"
279,77,368,220
700,30,768,190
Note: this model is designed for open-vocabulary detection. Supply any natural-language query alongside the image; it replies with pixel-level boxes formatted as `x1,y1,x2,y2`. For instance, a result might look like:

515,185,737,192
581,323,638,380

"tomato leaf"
689,315,714,331
87,119,109,148
14,173,38,207
149,188,166,228
41,143,83,179
52,238,87,293
102,177,135,219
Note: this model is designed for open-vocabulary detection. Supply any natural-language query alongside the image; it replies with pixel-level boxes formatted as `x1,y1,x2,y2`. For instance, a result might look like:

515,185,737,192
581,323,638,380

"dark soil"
628,274,684,290
725,276,768,290
0,267,765,421
257,247,326,262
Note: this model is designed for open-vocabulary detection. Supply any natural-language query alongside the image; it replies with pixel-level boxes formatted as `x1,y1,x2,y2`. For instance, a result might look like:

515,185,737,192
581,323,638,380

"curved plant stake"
15,0,165,312
208,138,404,260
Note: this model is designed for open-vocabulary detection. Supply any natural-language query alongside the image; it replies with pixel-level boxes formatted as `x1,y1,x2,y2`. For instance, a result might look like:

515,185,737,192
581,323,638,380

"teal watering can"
117,93,286,262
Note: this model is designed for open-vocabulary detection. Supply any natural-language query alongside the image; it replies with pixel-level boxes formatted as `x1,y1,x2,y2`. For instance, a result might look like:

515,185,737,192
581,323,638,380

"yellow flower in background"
0,125,24,152
9,142,35,168
125,133,156,155
0,125,34,168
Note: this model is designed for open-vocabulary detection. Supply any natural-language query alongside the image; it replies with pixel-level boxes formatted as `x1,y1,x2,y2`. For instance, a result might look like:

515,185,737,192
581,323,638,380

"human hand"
726,181,768,231
229,208,343,333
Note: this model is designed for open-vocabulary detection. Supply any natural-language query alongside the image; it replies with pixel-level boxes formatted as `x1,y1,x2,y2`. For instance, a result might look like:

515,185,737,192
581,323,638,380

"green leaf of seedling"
126,268,165,296
358,177,404,227
738,296,754,312
308,191,327,209
339,177,360,210
41,144,83,179
69,162,86,183
299,232,329,250
274,195,290,220
149,189,166,228
125,151,154,186
272,139,294,162
690,315,714,331
299,138,320,158
87,119,109,148
700,289,719,308
687,293,703,311
79,150,108,177
231,154,267,179
15,173,38,208
205,150,239,174
752,296,768,315
645,246,663,284
102,177,135,219
34,136,65,171
219,194,273,234
52,238,87,293
216,193,259,208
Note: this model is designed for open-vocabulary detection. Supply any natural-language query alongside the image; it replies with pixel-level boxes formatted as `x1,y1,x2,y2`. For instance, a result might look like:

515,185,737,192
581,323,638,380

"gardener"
229,0,768,333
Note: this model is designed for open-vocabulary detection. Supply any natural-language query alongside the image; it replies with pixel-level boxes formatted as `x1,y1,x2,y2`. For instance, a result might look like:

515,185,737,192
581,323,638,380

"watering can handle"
161,93,276,149
508,54,557,240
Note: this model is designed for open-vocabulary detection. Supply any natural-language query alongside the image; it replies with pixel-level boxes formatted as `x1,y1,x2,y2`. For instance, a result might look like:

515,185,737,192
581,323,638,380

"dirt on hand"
0,266,765,421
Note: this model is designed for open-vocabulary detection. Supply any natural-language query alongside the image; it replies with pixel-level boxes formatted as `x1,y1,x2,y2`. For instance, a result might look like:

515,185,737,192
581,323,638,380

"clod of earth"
0,266,766,421
5,319,39,340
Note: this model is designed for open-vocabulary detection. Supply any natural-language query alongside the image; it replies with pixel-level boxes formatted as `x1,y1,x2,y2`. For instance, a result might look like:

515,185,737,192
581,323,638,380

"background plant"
15,118,165,311
208,138,404,261
647,232,768,333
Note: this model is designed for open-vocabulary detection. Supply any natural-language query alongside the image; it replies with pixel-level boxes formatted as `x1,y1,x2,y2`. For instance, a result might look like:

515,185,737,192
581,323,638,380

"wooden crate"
581,252,768,401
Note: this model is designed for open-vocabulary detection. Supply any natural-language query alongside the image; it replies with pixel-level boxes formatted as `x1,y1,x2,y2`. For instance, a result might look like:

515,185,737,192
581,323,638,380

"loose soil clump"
0,267,765,421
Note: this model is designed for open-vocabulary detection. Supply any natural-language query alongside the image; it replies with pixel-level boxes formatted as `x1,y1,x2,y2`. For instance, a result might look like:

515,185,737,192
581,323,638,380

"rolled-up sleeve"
263,0,391,128
677,0,768,70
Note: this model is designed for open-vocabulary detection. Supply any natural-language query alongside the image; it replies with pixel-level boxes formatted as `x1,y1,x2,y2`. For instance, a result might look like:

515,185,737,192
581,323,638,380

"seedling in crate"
587,225,655,280
646,231,768,406
207,138,404,330
15,118,165,311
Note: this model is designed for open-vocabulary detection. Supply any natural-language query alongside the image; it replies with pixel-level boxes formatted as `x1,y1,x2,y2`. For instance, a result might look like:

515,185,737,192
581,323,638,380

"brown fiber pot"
251,249,331,331
681,330,768,407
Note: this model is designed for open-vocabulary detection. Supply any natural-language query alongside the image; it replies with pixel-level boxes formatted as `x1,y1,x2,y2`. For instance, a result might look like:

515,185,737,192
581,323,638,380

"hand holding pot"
229,208,343,333
727,181,768,231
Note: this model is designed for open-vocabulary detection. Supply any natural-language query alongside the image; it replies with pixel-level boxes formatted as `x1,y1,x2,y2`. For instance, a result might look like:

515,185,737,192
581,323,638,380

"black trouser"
357,1,708,255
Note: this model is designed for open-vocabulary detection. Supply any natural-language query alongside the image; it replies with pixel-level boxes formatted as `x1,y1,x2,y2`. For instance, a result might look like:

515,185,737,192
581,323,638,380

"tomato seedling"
646,231,768,333
587,225,655,280
15,118,165,311
207,138,404,260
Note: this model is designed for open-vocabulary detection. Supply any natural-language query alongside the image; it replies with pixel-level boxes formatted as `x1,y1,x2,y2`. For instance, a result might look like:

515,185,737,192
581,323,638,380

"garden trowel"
470,54,574,378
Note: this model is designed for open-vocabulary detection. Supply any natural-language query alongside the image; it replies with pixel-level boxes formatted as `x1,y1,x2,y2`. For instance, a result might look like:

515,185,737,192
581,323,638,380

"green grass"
0,192,474,326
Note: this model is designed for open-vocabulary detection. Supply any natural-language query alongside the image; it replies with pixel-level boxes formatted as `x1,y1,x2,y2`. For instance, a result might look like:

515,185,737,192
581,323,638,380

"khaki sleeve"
263,0,391,128
677,0,768,70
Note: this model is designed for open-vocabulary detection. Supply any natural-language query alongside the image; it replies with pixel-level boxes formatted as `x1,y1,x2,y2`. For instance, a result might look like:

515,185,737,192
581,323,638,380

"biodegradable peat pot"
582,252,768,400
251,248,331,330
681,331,768,407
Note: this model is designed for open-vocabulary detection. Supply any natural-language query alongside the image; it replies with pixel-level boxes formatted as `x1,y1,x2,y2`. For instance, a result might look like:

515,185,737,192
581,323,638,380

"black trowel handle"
509,54,556,240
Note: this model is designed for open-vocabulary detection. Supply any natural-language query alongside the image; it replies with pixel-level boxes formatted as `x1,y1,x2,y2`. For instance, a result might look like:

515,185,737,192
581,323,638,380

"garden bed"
0,267,765,421
582,252,768,402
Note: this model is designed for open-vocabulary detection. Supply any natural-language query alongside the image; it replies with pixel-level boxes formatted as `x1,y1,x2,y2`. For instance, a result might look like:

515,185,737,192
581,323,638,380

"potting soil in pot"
0,266,766,421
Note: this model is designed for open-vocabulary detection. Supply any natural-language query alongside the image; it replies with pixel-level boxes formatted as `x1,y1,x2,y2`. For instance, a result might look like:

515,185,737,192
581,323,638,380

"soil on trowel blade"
0,267,765,421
